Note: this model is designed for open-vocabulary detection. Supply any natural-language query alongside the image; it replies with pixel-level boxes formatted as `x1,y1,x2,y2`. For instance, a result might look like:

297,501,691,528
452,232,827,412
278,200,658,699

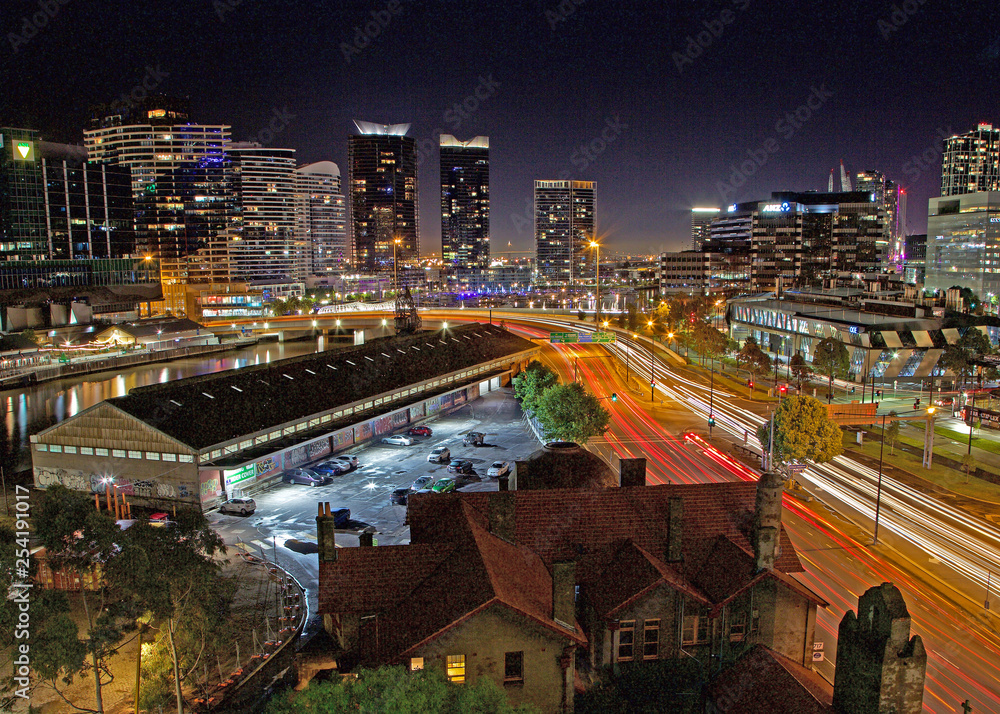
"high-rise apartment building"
440,135,489,269
84,97,233,313
347,121,418,273
854,169,902,264
925,193,1000,298
691,207,720,250
295,162,348,275
534,180,596,284
941,123,1000,196
230,145,301,286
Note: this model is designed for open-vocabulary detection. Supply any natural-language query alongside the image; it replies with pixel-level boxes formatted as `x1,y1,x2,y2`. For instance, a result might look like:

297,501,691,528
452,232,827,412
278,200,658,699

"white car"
382,435,413,446
487,461,511,478
428,446,451,463
219,498,256,515
330,455,359,471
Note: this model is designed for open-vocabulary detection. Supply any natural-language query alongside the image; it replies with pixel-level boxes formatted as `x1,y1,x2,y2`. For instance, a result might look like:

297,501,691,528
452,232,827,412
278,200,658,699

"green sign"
549,332,578,343
224,464,256,488
549,332,616,344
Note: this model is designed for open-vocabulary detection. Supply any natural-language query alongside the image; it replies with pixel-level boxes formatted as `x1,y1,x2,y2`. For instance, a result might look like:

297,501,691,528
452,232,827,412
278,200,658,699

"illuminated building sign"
148,109,166,118
761,202,791,212
13,141,34,161
223,464,256,488
728,204,737,212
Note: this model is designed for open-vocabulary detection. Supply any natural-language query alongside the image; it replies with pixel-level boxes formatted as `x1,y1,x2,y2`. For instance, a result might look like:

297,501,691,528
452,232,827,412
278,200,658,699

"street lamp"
590,240,601,327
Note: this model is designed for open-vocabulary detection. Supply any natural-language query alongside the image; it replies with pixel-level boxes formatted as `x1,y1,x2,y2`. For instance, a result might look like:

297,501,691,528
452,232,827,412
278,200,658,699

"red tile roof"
319,500,585,664
707,645,835,714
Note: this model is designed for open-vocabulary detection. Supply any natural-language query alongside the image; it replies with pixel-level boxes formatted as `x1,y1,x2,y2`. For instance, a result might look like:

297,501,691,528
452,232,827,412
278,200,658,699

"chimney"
754,470,784,571
833,583,927,714
359,529,375,548
666,497,683,562
552,561,576,630
317,502,338,562
619,457,647,487
488,491,515,543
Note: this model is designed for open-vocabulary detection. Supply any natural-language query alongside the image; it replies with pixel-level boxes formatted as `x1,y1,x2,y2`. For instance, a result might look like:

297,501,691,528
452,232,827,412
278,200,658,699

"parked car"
382,435,414,446
428,446,451,463
390,488,410,506
331,455,359,470
487,461,511,478
410,475,434,492
463,431,485,446
218,498,256,515
448,459,475,475
407,425,433,437
431,477,456,493
312,461,347,476
283,468,328,486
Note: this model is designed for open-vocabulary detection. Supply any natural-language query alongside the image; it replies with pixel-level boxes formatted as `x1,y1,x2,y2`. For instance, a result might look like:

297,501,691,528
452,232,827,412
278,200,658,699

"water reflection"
1,340,326,473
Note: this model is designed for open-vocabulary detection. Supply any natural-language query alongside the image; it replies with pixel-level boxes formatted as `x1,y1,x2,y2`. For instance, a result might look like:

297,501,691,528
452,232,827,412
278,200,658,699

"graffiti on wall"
333,428,354,451
34,466,192,500
307,438,331,460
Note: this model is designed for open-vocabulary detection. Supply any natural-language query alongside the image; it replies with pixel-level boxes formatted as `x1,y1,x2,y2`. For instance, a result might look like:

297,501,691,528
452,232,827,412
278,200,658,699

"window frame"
504,651,524,684
618,619,636,661
682,614,711,646
445,654,465,684
643,618,660,659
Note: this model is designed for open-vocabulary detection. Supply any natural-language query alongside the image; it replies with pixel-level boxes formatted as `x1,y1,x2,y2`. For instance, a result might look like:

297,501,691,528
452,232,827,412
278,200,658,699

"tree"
34,484,130,713
109,510,227,714
789,352,811,387
813,337,849,399
20,328,38,344
535,382,612,444
884,413,901,455
961,453,977,483
265,666,538,714
513,361,558,414
737,336,771,377
941,328,994,386
757,395,843,464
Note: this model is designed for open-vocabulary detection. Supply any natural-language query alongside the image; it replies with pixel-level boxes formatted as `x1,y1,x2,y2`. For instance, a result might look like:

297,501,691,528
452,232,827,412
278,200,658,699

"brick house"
316,469,830,712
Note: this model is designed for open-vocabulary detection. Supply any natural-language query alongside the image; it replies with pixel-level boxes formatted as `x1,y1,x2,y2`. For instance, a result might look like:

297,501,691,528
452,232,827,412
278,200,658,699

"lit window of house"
446,654,465,683
618,620,635,661
409,657,423,672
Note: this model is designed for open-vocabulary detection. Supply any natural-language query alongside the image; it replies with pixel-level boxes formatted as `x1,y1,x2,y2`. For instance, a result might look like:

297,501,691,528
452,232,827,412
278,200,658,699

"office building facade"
440,135,489,269
0,127,47,262
295,162,348,275
347,121,418,273
854,169,902,265
903,234,926,286
941,123,1000,197
691,207,720,250
534,180,596,284
924,192,1000,300
230,145,301,286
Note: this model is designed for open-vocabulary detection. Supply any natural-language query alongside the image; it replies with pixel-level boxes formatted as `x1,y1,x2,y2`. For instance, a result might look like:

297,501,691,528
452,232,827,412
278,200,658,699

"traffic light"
611,393,618,402
779,385,787,394
748,380,754,389
708,416,715,428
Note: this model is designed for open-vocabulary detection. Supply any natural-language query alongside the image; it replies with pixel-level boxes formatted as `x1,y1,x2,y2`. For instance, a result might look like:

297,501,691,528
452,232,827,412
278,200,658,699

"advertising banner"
223,463,256,490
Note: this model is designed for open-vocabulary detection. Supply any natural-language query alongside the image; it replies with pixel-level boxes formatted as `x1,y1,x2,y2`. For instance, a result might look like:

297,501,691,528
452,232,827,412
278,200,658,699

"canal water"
1,338,333,474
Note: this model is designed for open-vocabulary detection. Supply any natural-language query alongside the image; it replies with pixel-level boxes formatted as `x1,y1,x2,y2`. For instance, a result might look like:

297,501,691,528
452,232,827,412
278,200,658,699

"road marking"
251,539,273,551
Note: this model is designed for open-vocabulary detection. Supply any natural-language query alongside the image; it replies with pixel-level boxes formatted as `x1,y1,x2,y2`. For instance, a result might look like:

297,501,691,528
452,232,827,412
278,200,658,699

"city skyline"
4,2,998,255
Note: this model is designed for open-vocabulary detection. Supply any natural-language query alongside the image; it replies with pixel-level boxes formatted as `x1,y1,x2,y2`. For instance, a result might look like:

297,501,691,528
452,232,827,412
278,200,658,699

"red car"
407,425,433,437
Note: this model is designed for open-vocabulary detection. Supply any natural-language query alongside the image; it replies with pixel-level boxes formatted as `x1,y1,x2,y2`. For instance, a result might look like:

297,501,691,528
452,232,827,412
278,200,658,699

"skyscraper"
84,96,232,313
347,121,418,273
941,123,1000,196
0,128,46,262
295,162,348,275
440,135,489,269
691,207,720,250
854,169,901,265
230,144,301,286
534,180,596,284
925,192,1000,299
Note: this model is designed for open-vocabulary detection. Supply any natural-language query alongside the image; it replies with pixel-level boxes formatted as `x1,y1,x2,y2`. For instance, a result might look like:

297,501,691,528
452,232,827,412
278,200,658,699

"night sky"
3,0,999,256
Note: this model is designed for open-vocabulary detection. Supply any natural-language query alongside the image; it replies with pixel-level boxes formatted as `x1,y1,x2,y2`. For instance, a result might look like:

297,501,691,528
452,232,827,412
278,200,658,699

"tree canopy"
535,382,612,444
737,337,771,377
757,395,843,464
813,337,850,393
940,328,994,384
513,360,558,414
789,352,811,386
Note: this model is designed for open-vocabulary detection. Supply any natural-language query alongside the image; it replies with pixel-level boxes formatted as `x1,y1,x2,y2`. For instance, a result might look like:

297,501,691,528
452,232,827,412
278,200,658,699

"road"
503,318,1000,713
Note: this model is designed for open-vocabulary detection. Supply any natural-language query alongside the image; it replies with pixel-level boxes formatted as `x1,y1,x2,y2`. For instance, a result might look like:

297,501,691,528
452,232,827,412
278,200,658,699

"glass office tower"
440,135,489,269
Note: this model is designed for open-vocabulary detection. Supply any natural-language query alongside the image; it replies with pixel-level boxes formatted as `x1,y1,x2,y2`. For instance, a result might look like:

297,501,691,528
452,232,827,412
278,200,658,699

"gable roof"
410,483,805,584
319,500,585,664
707,645,835,714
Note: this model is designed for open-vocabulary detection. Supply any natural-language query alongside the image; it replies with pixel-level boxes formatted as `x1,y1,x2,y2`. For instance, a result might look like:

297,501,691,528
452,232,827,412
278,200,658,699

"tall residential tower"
534,180,596,284
440,135,489,269
295,162,348,275
941,123,1000,196
347,121,418,273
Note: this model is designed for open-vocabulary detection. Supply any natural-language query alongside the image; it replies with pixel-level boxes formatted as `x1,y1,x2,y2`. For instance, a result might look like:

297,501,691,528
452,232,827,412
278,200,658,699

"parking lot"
208,388,539,558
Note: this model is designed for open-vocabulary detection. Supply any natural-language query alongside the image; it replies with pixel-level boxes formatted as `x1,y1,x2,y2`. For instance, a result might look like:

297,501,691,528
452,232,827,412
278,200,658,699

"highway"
204,309,1000,711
